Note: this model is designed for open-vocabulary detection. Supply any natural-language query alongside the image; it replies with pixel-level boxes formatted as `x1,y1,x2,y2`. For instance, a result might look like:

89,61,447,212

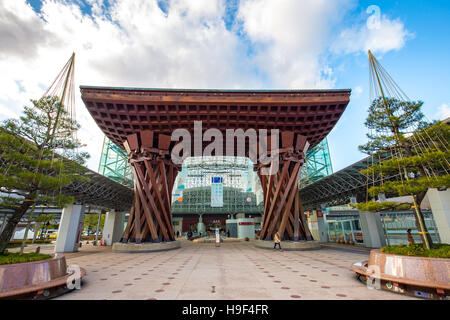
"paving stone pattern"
52,241,415,300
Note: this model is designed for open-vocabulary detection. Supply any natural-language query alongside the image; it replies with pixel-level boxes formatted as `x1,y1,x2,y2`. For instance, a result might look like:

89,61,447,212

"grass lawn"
381,243,450,258
0,252,52,265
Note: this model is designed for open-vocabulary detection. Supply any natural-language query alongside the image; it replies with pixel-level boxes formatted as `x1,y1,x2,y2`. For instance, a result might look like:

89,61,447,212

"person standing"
407,229,415,245
273,232,282,251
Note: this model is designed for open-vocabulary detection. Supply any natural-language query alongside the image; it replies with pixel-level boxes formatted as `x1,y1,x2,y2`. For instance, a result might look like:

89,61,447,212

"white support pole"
0,214,7,233
349,220,355,242
94,210,102,245
359,211,387,248
103,210,124,246
340,221,346,242
308,210,328,242
427,188,450,243
55,204,85,253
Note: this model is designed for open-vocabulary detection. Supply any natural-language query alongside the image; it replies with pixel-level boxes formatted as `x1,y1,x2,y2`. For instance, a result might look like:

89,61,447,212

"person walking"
407,229,415,245
273,232,282,251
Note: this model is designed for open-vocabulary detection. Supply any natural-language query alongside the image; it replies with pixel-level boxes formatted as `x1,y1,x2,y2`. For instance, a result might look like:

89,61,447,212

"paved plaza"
22,241,415,300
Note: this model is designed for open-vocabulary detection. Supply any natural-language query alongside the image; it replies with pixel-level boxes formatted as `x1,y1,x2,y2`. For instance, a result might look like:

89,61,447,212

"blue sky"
1,0,449,172
329,0,450,171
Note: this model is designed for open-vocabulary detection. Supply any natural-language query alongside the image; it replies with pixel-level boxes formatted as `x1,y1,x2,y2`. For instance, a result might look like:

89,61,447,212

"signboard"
211,177,223,207
215,228,220,247
238,222,254,225
317,210,323,218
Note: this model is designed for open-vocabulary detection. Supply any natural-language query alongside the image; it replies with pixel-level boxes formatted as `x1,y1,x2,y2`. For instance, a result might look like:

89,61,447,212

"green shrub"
6,243,25,249
33,239,52,244
9,239,52,244
381,243,450,258
7,239,52,248
0,252,52,265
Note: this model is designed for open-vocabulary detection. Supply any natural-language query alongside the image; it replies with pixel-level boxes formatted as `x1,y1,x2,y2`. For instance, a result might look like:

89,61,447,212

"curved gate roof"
80,86,351,150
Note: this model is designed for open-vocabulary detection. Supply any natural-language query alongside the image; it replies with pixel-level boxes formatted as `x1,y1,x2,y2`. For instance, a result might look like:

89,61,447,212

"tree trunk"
400,138,434,249
413,193,434,249
20,220,31,254
0,193,36,254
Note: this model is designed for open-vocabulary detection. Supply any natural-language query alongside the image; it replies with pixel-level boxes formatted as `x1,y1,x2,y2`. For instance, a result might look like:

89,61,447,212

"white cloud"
353,85,363,97
331,14,412,55
0,0,410,171
0,1,56,60
0,0,260,170
237,0,355,88
436,103,450,120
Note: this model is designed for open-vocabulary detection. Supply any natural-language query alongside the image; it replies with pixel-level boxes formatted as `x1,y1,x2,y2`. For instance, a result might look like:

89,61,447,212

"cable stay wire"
366,50,449,203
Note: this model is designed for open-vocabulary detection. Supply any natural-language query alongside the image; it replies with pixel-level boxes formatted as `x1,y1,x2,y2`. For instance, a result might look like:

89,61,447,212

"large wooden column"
258,132,313,241
120,130,179,243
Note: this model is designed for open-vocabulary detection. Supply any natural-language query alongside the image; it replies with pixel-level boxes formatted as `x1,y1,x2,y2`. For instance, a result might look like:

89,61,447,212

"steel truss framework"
0,146,133,212
98,136,133,188
171,156,262,214
300,138,333,188
61,168,133,211
171,186,262,214
179,156,254,190
300,117,450,210
299,152,398,210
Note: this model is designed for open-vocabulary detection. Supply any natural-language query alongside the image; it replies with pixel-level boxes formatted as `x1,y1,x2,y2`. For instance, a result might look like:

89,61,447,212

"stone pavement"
49,240,416,300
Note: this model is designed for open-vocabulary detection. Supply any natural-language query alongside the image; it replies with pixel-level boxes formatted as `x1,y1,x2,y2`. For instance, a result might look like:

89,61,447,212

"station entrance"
179,215,228,234
81,86,350,243
170,156,263,237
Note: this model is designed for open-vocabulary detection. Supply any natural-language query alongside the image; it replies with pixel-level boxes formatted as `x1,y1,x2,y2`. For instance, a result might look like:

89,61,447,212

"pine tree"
0,96,89,254
356,97,450,249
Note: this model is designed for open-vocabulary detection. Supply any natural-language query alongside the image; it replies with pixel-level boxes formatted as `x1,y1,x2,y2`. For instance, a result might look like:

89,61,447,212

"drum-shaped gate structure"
81,86,350,243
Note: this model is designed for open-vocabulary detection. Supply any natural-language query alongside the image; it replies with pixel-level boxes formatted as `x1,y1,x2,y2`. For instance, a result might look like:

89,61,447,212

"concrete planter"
0,254,85,299
351,249,449,299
